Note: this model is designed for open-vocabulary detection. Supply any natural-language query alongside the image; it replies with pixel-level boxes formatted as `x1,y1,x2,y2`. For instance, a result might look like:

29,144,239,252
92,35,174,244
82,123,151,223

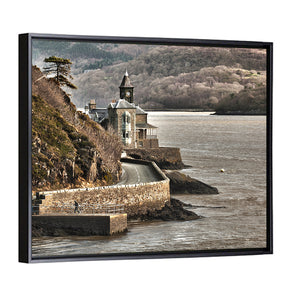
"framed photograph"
19,33,273,263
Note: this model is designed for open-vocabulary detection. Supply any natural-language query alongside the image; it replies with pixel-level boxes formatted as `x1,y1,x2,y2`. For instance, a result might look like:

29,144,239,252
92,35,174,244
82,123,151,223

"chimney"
89,99,96,110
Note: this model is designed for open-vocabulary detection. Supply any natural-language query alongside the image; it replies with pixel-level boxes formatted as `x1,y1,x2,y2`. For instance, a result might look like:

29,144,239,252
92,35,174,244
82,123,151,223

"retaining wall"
38,161,170,218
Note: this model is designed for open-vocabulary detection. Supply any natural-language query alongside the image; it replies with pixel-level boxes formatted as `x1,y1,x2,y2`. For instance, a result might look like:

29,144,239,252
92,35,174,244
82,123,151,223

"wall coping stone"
39,160,169,196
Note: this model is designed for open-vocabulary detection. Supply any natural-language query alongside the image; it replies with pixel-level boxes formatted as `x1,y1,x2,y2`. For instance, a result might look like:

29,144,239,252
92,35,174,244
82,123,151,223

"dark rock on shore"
183,164,193,169
131,198,201,221
165,171,219,194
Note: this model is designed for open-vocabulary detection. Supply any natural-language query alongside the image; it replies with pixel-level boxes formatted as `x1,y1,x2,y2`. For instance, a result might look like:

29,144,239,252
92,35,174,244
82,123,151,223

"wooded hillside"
33,41,267,113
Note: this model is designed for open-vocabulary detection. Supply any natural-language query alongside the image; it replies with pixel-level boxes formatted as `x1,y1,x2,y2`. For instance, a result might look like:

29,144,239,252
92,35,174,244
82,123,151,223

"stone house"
85,71,159,148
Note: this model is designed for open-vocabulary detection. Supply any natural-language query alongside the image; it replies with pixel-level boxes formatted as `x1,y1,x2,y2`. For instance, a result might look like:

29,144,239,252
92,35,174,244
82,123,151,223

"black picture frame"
19,33,273,263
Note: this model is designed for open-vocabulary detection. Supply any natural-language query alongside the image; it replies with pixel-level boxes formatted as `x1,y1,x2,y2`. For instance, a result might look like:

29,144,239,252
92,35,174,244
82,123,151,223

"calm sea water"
32,112,267,258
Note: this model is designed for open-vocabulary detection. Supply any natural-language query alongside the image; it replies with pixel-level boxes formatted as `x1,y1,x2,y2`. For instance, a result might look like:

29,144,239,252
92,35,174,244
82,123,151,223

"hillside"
32,40,154,74
32,66,123,191
71,46,266,110
215,85,266,115
32,41,267,112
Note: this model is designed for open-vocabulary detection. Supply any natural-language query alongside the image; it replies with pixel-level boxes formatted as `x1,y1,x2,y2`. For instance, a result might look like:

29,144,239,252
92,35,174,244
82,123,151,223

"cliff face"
32,66,123,191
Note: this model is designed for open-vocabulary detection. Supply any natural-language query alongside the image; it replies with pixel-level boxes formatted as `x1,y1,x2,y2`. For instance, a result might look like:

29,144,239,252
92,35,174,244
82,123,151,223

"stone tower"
119,70,134,103
107,100,136,147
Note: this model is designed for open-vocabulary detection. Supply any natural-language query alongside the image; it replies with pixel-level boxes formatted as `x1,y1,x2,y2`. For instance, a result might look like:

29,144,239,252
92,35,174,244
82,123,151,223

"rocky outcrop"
125,147,185,170
32,95,113,191
165,171,218,194
32,66,123,191
131,198,201,221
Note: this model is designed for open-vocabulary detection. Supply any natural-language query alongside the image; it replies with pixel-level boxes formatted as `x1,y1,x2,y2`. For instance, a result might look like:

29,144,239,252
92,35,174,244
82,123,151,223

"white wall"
1,1,299,299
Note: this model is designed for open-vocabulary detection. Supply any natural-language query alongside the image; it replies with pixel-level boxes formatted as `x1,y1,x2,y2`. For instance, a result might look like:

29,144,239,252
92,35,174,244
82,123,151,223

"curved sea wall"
38,161,170,218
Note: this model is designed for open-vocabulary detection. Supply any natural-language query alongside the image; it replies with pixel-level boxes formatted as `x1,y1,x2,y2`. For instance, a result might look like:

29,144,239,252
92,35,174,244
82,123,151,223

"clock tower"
119,70,134,103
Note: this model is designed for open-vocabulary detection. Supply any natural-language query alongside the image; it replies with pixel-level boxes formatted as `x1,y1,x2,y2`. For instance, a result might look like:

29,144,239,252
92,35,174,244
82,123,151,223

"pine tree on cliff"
43,56,77,89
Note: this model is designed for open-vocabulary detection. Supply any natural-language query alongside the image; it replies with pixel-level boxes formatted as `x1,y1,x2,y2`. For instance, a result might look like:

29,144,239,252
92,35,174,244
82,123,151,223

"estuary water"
32,112,267,258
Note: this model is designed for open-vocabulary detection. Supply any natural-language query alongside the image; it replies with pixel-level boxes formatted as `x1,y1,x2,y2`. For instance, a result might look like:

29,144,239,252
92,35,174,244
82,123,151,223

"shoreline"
212,111,266,116
32,146,218,237
145,108,215,112
128,198,201,222
32,198,203,237
146,109,266,116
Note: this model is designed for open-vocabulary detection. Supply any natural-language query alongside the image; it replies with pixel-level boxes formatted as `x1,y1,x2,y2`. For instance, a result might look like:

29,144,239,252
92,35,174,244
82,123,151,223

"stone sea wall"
38,161,170,218
32,214,128,236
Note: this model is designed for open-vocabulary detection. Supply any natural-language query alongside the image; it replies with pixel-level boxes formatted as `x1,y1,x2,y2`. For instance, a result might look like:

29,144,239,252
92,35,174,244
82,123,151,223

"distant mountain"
32,41,267,113
32,40,154,74
72,46,266,111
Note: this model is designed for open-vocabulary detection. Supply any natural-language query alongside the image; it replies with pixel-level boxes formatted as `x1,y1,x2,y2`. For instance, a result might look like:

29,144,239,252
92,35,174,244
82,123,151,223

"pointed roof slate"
135,105,147,115
89,108,108,121
108,99,136,109
135,123,157,129
119,71,134,88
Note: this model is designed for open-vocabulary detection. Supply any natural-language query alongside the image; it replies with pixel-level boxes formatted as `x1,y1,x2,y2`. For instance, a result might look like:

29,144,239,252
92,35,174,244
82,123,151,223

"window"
122,112,131,124
122,131,129,139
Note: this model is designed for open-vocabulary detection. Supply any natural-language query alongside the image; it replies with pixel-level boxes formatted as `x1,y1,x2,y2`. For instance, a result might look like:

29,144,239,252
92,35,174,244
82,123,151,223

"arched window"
122,111,131,124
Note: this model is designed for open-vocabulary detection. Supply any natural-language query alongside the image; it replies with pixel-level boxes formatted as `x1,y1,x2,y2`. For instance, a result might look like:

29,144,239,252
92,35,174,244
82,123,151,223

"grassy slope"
32,66,123,191
32,95,96,190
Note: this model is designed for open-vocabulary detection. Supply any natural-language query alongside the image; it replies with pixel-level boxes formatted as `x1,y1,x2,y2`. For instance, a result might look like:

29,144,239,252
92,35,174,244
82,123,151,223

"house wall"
136,114,147,124
143,138,159,148
108,107,136,147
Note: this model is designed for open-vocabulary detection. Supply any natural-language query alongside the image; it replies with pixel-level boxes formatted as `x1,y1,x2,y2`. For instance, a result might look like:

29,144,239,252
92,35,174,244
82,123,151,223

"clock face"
126,91,131,97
